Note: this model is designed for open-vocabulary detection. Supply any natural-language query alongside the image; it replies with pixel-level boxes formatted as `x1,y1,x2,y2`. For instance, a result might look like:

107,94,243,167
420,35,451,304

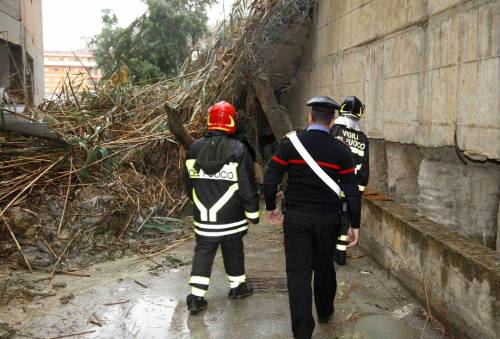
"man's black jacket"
185,131,260,241
263,129,361,228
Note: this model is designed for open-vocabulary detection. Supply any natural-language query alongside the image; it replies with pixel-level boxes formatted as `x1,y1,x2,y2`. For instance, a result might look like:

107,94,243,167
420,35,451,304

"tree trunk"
164,105,195,149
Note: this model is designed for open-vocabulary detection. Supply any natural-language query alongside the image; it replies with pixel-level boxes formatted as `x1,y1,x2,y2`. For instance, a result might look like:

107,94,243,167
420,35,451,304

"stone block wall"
288,0,499,160
284,0,500,249
360,197,500,339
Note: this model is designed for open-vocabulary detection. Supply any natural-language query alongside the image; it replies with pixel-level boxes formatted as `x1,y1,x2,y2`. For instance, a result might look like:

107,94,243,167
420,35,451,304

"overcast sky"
42,0,235,51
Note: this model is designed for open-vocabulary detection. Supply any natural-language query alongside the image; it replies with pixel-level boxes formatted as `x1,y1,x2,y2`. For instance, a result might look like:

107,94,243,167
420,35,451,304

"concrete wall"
284,0,500,249
360,196,499,339
0,0,21,20
370,141,500,248
288,0,499,160
0,0,44,104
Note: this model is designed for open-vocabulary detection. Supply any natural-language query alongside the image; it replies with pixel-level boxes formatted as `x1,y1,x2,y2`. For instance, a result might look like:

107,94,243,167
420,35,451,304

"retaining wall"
360,195,499,338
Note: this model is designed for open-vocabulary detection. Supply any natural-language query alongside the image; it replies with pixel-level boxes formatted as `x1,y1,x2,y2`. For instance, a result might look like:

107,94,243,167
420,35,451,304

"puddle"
91,296,177,339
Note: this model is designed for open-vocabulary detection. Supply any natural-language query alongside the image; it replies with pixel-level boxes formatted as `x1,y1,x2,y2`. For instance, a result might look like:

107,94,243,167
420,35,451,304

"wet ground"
1,223,446,338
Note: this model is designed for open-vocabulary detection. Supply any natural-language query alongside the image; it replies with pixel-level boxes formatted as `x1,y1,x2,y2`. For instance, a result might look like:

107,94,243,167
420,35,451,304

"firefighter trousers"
283,209,339,339
189,236,246,298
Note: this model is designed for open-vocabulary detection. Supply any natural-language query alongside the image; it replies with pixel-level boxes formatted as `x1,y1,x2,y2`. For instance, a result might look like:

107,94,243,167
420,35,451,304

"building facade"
0,0,44,105
44,50,102,98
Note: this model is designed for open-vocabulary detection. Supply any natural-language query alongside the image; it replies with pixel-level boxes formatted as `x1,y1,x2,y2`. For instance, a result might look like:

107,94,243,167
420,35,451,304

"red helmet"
207,101,237,134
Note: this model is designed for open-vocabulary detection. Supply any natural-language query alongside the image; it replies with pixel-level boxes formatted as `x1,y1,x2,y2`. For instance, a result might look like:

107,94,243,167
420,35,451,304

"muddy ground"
0,220,447,339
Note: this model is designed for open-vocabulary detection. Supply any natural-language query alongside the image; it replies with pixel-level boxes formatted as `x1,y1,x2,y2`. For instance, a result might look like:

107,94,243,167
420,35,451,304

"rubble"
0,320,15,339
59,293,75,305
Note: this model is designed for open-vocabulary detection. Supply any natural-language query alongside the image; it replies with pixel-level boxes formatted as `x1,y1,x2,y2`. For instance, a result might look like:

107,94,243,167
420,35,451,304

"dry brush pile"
0,0,316,276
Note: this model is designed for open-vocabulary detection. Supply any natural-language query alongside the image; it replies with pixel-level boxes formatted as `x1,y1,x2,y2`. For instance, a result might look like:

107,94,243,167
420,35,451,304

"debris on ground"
59,293,75,305
52,282,67,290
0,320,16,339
162,253,191,268
1,0,317,308
0,275,56,304
88,312,104,327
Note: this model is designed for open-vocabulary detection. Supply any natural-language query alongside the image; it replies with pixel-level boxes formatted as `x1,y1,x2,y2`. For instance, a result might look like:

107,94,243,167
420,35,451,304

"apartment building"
44,50,102,98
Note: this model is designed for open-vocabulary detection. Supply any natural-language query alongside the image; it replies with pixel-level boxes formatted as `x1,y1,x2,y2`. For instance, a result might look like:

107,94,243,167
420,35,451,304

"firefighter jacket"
331,117,369,192
184,131,260,241
264,128,362,228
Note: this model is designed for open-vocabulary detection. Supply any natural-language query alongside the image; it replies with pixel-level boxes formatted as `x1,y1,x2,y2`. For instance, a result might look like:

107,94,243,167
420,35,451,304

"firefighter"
184,101,260,314
264,96,361,339
331,96,369,193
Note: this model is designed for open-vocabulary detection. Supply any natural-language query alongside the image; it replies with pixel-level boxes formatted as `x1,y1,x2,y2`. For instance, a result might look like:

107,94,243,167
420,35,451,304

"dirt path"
1,223,446,338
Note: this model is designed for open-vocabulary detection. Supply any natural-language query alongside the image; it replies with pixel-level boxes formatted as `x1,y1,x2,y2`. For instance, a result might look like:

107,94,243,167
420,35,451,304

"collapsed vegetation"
0,0,317,302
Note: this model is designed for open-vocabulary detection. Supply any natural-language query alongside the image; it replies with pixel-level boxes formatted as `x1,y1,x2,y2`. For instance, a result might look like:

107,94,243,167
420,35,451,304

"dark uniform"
185,128,259,310
331,96,369,192
264,97,361,339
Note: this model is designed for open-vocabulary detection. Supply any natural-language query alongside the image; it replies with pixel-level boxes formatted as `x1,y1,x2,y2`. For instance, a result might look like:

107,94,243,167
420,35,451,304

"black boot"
186,294,207,314
228,281,254,299
318,306,334,324
318,315,331,323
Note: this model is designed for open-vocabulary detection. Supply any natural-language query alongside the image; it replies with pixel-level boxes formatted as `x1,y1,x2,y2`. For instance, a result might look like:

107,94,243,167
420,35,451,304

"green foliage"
90,0,215,83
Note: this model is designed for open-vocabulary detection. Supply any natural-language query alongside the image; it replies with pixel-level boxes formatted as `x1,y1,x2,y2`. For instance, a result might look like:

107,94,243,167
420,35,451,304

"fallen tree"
0,0,317,274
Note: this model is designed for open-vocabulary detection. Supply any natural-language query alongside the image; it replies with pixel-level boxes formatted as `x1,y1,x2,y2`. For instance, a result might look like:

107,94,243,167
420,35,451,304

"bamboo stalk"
48,230,80,281
57,157,73,237
1,215,32,271
0,155,66,220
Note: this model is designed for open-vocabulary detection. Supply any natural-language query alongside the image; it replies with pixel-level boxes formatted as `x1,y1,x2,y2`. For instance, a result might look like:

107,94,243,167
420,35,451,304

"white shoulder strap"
287,131,342,197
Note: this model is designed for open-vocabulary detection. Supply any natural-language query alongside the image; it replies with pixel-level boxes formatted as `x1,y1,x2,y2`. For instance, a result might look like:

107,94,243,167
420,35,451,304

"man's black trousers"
189,236,246,297
283,209,339,339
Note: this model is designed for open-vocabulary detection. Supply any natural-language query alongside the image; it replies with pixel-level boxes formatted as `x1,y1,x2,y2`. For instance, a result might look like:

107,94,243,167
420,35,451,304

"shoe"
228,281,254,299
318,315,331,323
186,294,207,314
318,308,334,323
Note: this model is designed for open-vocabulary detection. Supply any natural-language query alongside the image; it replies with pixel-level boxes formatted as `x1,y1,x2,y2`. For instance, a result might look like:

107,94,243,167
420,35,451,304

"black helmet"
306,96,340,114
340,96,365,119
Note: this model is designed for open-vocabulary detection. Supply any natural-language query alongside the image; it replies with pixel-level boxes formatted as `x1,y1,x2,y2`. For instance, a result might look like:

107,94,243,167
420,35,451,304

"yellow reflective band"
245,211,260,219
358,185,366,192
336,244,347,251
192,189,208,221
194,225,248,237
227,274,246,282
350,147,365,157
338,235,348,241
209,183,239,222
191,286,207,297
189,276,210,285
194,219,247,229
230,281,242,288
340,191,346,199
186,159,196,173
227,275,246,288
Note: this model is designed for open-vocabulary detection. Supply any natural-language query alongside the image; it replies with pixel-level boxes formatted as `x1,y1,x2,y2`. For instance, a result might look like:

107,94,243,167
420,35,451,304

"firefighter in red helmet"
184,101,260,314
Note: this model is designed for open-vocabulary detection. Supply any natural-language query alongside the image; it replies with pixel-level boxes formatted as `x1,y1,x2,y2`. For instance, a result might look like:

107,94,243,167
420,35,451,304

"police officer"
184,101,260,314
264,96,361,339
331,96,369,193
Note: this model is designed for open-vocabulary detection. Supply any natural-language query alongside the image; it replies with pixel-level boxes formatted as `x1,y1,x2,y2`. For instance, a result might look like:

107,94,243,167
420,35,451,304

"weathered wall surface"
360,196,500,339
288,0,499,160
0,0,44,104
284,0,500,249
